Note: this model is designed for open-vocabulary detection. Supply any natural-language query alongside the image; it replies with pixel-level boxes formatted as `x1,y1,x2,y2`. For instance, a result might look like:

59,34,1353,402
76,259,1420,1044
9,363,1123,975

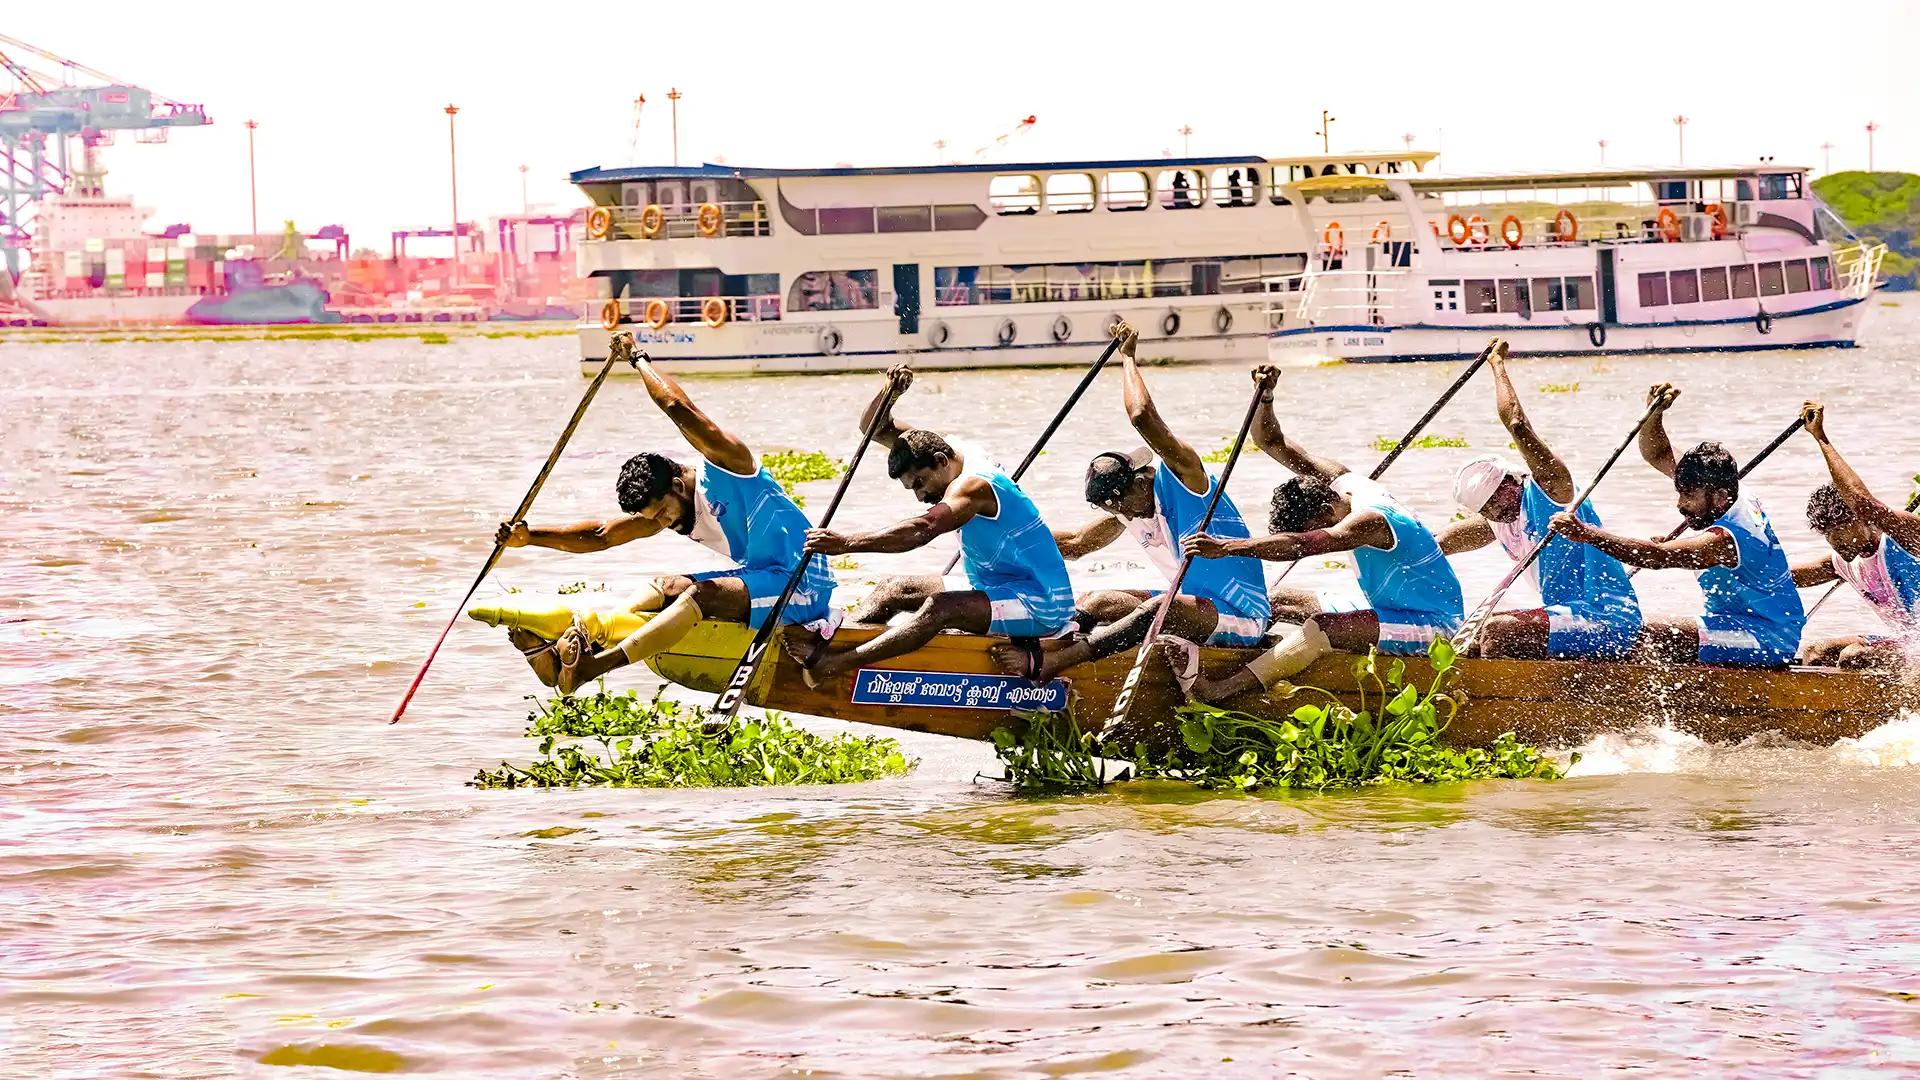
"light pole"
244,119,258,236
519,163,529,215
932,138,946,164
1598,138,1607,165
445,104,459,288
1819,141,1833,174
1315,109,1336,154
667,87,682,166
1867,122,1878,171
1178,124,1192,156
1672,114,1688,164
1401,132,1414,152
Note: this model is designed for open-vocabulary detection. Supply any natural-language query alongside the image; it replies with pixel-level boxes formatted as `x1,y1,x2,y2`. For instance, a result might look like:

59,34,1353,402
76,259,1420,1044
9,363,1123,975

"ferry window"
1211,168,1257,207
1758,174,1802,200
934,204,986,231
789,269,878,311
1530,277,1565,311
1638,272,1670,308
620,182,652,207
1048,262,1097,301
1105,171,1150,211
1157,169,1205,210
818,207,876,235
1735,179,1755,201
933,266,978,306
1731,264,1757,298
1655,181,1688,203
877,206,933,233
1464,279,1498,314
1497,280,1526,314
1758,262,1785,296
1046,173,1096,214
1565,277,1597,310
1098,261,1148,299
1190,260,1224,294
1220,257,1265,294
1432,285,1460,312
1785,259,1812,293
1669,269,1700,305
1812,256,1834,290
990,175,1041,215
1700,266,1730,302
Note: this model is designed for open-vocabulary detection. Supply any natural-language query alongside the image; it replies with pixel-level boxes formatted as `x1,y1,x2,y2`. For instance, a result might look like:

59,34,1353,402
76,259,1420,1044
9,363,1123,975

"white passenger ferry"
568,154,1882,372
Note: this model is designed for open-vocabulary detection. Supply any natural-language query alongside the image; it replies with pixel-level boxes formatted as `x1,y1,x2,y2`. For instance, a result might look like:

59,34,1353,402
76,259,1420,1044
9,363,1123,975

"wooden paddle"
1803,487,1920,622
1453,393,1670,651
1627,415,1808,578
939,334,1125,575
390,332,643,724
1269,339,1496,589
1100,372,1273,737
710,367,912,721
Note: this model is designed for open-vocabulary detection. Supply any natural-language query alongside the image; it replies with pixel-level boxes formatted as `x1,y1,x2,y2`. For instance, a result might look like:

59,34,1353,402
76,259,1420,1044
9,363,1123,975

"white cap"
1453,456,1520,514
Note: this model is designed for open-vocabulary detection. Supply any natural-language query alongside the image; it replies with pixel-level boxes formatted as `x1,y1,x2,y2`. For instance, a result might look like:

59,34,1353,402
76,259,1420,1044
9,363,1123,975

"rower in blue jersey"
1436,340,1642,659
1789,401,1920,670
1003,322,1272,682
1176,366,1465,705
488,332,836,694
783,367,1074,688
1549,383,1806,668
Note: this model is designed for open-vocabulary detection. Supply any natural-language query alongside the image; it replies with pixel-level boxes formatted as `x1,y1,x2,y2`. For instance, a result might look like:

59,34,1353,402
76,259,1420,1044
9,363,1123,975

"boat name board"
851,668,1069,712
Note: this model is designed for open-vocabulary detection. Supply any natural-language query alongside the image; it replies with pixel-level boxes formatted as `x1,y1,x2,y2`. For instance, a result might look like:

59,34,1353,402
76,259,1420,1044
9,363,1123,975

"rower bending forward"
1174,367,1465,704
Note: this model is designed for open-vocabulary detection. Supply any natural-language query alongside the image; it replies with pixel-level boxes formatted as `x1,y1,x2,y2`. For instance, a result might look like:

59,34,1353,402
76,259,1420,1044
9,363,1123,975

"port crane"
0,33,210,275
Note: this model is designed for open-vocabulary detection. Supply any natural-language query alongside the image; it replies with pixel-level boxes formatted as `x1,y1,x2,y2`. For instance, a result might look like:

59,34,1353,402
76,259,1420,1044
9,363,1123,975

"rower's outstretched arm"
1548,514,1735,570
1803,401,1920,554
1637,382,1682,479
1249,367,1347,482
636,363,757,475
806,474,990,555
1190,510,1392,564
1054,514,1127,560
1791,552,1840,588
1488,342,1574,503
859,364,914,450
1436,515,1496,556
1116,325,1207,491
497,514,665,554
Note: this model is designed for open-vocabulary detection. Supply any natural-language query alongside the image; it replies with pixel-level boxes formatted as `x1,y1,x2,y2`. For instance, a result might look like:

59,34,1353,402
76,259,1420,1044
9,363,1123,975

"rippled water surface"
9,302,1920,1077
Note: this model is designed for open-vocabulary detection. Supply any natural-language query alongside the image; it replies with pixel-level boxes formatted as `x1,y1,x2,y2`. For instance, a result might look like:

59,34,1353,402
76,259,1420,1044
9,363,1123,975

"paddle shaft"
1803,487,1920,621
1454,398,1665,648
712,377,908,719
1271,347,1492,587
939,335,1124,575
1102,380,1269,733
389,343,637,723
1628,416,1807,578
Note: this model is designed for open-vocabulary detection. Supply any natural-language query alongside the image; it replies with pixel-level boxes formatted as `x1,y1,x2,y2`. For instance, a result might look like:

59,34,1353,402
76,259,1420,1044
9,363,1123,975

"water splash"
1565,709,1920,776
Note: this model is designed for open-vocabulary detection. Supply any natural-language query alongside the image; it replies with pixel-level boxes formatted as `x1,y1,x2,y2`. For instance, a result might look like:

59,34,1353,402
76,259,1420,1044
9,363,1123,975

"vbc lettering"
714,641,766,712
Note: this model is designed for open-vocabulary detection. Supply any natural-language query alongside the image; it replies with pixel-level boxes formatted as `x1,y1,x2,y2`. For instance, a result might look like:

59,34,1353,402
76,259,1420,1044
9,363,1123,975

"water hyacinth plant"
1371,433,1470,452
472,688,914,789
762,449,844,507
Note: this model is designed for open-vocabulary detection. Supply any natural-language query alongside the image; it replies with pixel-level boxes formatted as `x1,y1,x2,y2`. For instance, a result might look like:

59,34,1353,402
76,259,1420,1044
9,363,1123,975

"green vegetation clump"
1201,440,1237,464
1538,382,1581,394
1812,171,1920,291
472,689,914,789
1372,434,1468,452
762,449,844,508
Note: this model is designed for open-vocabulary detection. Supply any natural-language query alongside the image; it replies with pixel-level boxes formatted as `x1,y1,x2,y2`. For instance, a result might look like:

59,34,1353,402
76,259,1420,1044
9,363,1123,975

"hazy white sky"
10,0,1912,245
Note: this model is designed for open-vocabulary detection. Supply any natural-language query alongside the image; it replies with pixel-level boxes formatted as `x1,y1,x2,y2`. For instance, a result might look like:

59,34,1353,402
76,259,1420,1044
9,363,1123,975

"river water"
8,302,1920,1077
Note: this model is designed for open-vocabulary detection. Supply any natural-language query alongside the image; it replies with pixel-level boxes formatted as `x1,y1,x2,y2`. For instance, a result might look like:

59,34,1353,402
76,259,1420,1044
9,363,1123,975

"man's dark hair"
1271,476,1339,533
1673,441,1740,497
1806,483,1857,532
887,429,956,479
1084,451,1141,506
615,451,682,513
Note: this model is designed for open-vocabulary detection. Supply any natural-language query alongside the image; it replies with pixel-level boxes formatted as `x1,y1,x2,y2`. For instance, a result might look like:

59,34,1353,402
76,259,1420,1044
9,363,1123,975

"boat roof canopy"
1408,164,1809,192
571,150,1438,184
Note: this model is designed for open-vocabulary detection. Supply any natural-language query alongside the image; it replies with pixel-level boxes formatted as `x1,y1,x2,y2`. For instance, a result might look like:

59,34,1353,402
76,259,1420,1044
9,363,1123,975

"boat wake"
1564,710,1920,776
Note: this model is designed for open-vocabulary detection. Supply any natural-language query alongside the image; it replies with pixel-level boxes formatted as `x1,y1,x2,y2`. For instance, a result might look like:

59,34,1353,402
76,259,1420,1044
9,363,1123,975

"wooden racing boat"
635,618,1918,750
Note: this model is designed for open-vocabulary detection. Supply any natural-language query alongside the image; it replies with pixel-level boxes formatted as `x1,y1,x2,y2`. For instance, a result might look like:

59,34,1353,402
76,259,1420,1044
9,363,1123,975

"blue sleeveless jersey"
1496,477,1642,626
689,461,835,600
959,465,1075,623
1831,533,1920,631
1338,475,1464,621
1699,496,1804,653
1124,462,1271,624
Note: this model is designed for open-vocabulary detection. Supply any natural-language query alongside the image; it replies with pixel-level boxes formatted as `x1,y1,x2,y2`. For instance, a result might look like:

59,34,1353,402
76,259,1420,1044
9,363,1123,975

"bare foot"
507,627,560,687
553,623,590,696
1189,665,1263,706
780,625,829,689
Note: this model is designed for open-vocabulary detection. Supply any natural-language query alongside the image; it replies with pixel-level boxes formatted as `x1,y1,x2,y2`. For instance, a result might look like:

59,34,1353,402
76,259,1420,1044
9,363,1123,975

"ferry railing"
1834,242,1888,298
604,293,784,324
600,201,772,241
1420,204,1740,249
1264,269,1419,330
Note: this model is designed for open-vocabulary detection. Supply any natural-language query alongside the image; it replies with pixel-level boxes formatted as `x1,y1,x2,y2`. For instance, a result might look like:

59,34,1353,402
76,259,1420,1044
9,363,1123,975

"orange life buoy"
639,204,666,239
599,299,621,331
700,296,728,328
1500,215,1523,249
1705,203,1728,240
1554,209,1578,243
1371,219,1392,244
644,298,671,330
1655,207,1681,242
1466,215,1489,246
697,202,723,238
1321,221,1345,257
1447,214,1470,246
586,207,613,241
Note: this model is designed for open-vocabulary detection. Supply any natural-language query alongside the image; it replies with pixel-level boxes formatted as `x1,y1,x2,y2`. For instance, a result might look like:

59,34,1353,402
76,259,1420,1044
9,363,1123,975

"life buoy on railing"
1321,221,1345,257
1587,323,1607,348
700,296,728,328
586,207,613,241
996,318,1017,347
1161,310,1181,337
928,321,951,348
1371,219,1392,244
1755,309,1773,335
1655,208,1681,243
1050,315,1072,342
697,202,723,238
639,204,666,239
644,298,671,330
1213,306,1233,334
1466,215,1489,246
599,298,621,331
1705,203,1729,240
1554,209,1579,243
1447,214,1470,246
819,326,844,355
1500,215,1523,249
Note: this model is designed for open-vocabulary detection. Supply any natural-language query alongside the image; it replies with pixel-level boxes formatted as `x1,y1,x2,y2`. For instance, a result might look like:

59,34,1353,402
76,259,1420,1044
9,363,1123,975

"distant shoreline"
0,322,579,345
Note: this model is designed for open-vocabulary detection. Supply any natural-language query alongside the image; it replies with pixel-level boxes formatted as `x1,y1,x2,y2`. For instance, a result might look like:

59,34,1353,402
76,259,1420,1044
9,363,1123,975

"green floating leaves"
1371,434,1469,452
763,449,845,510
1201,440,1237,464
471,689,914,789
1538,382,1581,394
990,712,1109,793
